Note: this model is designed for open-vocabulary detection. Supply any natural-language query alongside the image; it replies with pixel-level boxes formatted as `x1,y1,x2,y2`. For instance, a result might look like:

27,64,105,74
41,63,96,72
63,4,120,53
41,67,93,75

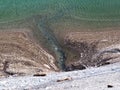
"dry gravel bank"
0,62,120,90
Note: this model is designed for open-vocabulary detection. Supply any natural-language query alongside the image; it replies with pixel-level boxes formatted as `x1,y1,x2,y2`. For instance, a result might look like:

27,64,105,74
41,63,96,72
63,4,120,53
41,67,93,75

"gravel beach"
0,62,120,90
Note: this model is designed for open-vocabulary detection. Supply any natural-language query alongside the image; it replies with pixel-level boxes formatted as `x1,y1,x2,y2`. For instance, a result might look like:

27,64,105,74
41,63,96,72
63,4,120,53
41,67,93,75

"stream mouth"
34,16,66,71
34,15,120,71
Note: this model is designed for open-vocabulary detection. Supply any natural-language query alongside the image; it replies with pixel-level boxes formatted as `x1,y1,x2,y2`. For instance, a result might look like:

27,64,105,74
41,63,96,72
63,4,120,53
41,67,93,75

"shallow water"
0,0,120,25
0,0,120,70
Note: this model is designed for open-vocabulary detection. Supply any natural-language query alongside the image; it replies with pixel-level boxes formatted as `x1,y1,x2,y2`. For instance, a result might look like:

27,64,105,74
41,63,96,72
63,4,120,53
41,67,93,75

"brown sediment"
0,27,120,76
0,28,59,77
64,30,120,70
64,30,120,49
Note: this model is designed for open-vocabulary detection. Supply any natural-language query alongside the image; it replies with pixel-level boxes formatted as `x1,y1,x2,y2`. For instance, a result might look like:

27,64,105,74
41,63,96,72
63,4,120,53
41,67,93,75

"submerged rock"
64,30,120,70
0,28,59,77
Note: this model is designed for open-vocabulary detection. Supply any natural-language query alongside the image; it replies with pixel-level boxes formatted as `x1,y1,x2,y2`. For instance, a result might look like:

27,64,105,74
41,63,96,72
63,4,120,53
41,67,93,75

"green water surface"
0,0,120,25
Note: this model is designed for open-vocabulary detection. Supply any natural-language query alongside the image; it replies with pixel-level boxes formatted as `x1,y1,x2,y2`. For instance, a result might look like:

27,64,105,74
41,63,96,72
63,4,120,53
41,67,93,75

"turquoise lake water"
0,0,120,27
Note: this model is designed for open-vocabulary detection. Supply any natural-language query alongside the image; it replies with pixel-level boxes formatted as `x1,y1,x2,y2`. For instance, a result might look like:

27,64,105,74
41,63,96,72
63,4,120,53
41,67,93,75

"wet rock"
33,73,46,77
107,85,113,88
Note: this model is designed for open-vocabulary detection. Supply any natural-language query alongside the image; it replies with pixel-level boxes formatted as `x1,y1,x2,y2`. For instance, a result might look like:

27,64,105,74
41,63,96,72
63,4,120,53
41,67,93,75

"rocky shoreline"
0,62,120,90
